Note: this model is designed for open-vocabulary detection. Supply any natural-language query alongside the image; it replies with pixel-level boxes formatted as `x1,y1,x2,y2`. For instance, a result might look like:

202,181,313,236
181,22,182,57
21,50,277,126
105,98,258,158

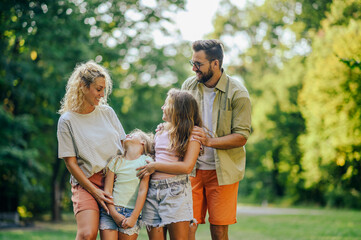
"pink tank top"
152,130,181,179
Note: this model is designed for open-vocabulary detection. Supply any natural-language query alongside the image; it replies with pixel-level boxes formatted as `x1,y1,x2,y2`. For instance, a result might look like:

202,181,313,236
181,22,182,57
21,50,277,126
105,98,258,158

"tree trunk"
52,181,61,221
51,154,62,222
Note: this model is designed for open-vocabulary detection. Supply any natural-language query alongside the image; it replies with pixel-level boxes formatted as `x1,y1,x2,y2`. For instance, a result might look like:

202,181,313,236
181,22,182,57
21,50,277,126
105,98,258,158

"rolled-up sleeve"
231,92,252,139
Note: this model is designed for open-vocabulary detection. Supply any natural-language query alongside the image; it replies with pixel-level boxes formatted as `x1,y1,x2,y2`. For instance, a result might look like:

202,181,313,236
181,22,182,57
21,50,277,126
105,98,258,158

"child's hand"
136,161,155,179
122,216,137,229
112,212,126,227
155,123,165,132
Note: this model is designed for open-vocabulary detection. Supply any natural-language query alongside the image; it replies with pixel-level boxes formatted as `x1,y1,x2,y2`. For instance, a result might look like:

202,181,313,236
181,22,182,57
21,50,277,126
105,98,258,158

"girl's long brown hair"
165,89,203,157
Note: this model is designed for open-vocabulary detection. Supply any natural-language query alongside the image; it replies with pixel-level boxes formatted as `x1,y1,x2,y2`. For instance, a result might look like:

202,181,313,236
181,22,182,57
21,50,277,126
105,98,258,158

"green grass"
1,207,360,240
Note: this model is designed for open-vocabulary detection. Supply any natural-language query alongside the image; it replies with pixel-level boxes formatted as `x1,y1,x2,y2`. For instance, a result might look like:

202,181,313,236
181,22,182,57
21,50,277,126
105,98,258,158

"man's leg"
205,171,239,240
210,224,229,240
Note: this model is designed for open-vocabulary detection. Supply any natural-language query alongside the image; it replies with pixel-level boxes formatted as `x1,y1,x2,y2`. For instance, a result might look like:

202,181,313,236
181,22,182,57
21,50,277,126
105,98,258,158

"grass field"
1,206,360,240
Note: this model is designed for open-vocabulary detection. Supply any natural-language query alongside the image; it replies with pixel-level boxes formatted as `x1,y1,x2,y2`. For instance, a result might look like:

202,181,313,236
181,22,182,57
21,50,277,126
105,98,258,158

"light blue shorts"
99,206,141,235
142,174,194,227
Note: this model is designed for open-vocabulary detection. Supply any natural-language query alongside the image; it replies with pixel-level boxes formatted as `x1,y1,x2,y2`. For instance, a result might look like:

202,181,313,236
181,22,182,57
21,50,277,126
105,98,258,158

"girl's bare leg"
148,226,166,240
167,221,190,240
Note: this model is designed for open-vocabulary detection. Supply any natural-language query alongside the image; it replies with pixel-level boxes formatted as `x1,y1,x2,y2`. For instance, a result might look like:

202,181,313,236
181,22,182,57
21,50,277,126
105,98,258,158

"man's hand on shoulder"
191,126,210,147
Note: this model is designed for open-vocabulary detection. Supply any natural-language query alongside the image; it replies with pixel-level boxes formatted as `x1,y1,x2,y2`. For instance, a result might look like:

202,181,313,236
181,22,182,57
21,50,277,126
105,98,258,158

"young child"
137,88,203,240
100,129,154,240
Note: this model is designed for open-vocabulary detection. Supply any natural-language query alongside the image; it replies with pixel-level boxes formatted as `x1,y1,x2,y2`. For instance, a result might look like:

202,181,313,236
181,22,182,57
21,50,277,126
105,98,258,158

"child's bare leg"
147,226,166,240
118,232,138,240
167,221,190,240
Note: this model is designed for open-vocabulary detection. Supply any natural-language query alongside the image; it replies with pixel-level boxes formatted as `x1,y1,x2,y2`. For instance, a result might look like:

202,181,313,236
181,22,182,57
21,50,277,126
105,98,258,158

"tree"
299,0,361,208
0,0,189,221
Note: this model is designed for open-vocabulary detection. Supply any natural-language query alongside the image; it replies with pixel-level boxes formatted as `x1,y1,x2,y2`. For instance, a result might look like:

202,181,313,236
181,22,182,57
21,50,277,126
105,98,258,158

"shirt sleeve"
181,79,187,90
231,94,252,139
107,156,117,173
57,117,77,159
181,76,193,90
109,107,126,141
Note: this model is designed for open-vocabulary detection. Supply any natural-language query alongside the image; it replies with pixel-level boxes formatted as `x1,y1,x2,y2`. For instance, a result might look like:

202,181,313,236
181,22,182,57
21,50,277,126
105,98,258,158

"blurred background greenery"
1,0,361,225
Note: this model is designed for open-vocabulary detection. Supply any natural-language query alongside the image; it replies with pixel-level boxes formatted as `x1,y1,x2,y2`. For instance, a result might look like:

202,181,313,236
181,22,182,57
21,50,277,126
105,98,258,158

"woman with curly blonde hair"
57,60,126,240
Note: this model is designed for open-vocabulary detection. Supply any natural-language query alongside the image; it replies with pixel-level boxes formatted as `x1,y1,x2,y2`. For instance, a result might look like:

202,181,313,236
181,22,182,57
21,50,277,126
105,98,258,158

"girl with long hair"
137,88,203,240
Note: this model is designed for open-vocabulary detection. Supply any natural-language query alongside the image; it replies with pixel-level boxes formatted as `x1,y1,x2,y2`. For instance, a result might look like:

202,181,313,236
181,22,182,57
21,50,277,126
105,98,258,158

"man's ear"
213,59,219,70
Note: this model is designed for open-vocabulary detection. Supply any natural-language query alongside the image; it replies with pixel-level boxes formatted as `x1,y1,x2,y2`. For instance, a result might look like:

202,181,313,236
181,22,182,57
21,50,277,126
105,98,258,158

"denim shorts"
142,174,194,227
99,206,141,235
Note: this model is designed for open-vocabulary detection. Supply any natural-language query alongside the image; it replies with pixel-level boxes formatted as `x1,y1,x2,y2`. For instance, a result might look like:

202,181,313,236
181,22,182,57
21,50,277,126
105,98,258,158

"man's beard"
196,66,213,84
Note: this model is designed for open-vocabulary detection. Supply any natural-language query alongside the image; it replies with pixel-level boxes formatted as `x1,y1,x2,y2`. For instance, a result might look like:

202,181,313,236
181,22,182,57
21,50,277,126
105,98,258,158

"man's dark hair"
192,39,224,69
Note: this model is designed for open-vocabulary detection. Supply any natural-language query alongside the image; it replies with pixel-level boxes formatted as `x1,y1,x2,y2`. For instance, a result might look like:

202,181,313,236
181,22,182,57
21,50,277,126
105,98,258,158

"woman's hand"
90,188,114,214
136,160,156,179
63,157,114,213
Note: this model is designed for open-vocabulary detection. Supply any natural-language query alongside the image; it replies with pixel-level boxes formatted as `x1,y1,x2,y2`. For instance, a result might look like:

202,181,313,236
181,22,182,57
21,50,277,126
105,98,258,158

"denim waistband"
149,175,189,190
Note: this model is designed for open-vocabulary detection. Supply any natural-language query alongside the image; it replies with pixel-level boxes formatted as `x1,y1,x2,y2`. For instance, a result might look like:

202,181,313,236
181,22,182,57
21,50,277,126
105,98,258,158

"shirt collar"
214,69,227,93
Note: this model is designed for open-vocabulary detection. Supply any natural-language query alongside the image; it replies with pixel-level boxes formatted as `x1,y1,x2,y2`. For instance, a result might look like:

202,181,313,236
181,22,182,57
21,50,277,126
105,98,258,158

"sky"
174,0,221,41
174,0,248,41
127,0,255,66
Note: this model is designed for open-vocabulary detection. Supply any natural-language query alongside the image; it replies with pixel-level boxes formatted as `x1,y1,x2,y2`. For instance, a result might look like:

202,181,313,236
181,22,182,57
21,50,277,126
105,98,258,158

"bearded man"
182,39,252,240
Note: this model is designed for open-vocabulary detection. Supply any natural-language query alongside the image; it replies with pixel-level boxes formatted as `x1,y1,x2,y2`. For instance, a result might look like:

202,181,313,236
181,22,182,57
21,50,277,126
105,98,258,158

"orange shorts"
71,172,104,216
191,169,239,225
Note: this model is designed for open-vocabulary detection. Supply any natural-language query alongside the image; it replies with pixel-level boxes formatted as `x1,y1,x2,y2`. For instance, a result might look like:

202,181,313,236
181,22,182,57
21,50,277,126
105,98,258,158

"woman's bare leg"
75,210,99,240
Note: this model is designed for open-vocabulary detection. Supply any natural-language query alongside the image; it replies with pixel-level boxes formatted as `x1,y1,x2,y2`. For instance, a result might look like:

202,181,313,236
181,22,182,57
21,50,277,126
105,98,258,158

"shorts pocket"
169,185,185,197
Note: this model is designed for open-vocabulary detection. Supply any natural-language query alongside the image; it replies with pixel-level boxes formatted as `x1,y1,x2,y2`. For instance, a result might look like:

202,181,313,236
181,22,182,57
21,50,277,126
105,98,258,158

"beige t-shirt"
57,105,126,185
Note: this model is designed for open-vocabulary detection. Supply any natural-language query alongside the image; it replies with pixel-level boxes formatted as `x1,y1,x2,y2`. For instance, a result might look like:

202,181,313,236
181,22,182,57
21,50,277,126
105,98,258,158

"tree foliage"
0,0,189,219
299,0,361,208
210,0,361,208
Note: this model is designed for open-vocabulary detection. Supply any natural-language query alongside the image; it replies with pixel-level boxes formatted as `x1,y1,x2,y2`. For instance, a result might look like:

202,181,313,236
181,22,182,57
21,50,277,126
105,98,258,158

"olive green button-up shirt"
182,71,251,185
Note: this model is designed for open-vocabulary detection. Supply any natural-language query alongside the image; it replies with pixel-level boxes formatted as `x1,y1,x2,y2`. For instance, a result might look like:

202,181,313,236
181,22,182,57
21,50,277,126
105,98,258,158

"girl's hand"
112,212,126,227
122,216,137,229
136,161,155,179
155,122,165,132
91,188,113,214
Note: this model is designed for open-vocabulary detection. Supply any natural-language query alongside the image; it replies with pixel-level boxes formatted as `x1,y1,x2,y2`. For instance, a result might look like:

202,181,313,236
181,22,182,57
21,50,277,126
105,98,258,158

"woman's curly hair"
58,60,112,114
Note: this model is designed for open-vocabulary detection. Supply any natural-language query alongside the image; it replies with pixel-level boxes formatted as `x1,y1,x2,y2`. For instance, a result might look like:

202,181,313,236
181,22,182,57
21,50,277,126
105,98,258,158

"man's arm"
192,90,251,149
191,127,247,149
